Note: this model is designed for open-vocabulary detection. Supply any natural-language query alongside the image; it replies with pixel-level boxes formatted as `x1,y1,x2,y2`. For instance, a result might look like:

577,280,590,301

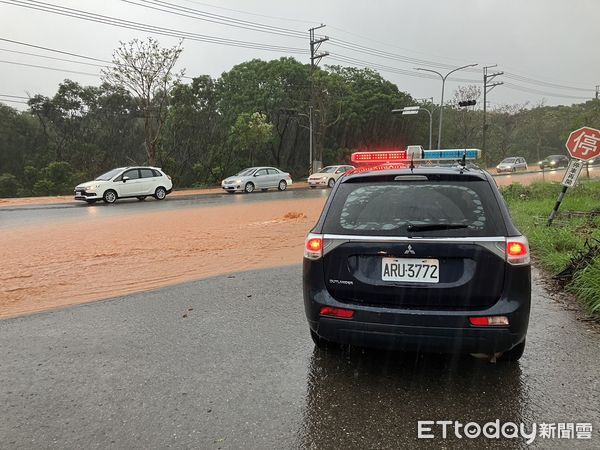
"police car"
303,148,531,361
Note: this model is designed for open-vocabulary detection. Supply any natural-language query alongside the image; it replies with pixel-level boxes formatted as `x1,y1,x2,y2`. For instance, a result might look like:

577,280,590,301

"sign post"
547,127,600,226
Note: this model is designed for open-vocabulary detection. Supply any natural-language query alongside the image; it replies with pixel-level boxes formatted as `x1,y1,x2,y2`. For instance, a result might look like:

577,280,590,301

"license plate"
76,191,82,196
382,257,439,283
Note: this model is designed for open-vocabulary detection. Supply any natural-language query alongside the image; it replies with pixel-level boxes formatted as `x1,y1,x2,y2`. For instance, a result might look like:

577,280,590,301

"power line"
0,98,29,104
0,59,99,77
121,0,307,39
330,54,592,102
0,47,107,68
1,0,308,54
329,53,481,84
0,37,111,63
6,0,592,96
503,82,591,101
131,0,595,93
0,94,28,99
330,39,477,73
503,73,591,93
176,0,318,26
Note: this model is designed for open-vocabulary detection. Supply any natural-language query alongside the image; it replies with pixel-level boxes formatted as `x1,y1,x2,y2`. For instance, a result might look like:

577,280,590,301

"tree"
0,173,20,198
231,112,274,166
445,85,482,150
102,37,184,165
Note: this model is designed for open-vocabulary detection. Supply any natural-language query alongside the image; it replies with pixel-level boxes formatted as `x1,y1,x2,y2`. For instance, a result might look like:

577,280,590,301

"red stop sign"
565,126,600,161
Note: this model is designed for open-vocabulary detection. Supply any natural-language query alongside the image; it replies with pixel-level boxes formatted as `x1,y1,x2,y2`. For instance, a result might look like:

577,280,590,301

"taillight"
506,237,530,265
320,306,354,319
304,233,323,260
469,316,509,326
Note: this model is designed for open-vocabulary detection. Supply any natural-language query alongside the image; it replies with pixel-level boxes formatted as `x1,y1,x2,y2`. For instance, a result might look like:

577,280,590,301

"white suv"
74,167,173,204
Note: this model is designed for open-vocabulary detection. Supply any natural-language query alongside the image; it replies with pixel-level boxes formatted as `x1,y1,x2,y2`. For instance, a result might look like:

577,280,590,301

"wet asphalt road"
0,188,330,230
4,167,598,230
1,266,599,449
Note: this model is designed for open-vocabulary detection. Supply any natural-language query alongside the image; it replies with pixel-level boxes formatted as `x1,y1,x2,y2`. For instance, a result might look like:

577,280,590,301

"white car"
307,165,355,188
74,166,173,204
221,167,292,193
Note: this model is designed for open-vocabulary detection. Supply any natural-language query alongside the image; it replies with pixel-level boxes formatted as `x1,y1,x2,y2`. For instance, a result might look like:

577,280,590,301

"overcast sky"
1,0,599,110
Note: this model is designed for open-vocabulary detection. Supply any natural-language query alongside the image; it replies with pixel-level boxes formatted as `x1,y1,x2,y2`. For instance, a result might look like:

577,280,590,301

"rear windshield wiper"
406,223,469,232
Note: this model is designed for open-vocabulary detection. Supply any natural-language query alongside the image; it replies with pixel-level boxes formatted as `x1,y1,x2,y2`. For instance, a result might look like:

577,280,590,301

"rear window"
140,168,155,178
323,180,506,237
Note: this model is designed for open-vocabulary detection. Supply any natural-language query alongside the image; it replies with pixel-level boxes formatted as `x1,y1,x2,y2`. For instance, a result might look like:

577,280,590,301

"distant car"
74,167,173,204
585,157,599,166
221,167,292,193
496,157,528,173
539,155,569,170
308,165,355,188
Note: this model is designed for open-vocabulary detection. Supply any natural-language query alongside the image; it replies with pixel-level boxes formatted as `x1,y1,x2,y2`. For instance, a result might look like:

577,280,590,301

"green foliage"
32,179,55,196
231,112,273,166
503,181,600,315
2,55,600,195
0,173,20,198
42,161,75,194
572,262,600,313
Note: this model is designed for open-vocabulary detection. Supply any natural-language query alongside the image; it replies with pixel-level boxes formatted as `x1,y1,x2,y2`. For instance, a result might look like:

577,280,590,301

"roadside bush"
32,179,55,196
0,173,20,198
42,161,75,194
504,180,600,317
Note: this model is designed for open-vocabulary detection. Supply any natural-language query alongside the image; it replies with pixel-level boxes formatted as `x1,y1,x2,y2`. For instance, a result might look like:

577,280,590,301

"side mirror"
122,176,130,183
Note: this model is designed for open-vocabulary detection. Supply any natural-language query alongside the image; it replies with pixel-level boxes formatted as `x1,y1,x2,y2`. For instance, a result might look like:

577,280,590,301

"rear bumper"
303,259,531,354
313,317,523,353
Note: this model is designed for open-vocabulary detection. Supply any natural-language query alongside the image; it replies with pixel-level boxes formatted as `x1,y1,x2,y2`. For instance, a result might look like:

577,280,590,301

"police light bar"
351,148,481,164
423,149,481,160
351,150,407,163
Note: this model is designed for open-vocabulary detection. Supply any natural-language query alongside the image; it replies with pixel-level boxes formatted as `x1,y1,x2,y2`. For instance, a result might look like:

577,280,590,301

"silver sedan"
221,167,293,193
496,157,528,173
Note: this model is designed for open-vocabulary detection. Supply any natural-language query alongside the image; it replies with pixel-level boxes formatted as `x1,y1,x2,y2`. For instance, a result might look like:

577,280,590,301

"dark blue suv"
303,164,531,361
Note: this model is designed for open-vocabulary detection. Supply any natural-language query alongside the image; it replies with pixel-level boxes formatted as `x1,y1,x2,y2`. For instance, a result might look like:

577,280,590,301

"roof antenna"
409,153,415,172
460,149,467,166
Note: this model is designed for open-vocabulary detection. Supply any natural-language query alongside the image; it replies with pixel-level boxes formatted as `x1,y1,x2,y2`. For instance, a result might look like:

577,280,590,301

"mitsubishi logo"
404,245,415,255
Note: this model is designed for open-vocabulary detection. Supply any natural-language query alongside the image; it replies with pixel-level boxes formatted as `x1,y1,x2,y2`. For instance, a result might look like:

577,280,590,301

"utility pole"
309,24,328,174
482,65,503,156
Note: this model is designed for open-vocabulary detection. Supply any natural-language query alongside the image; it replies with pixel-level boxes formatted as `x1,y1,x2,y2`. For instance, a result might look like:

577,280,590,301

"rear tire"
154,187,167,200
328,178,335,188
103,190,117,204
278,180,287,191
310,186,317,189
85,199,97,204
244,182,255,193
498,340,526,361
137,196,147,201
310,329,334,350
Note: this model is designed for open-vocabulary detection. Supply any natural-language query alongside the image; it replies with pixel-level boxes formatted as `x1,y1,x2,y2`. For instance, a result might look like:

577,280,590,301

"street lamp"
392,106,433,150
415,63,478,149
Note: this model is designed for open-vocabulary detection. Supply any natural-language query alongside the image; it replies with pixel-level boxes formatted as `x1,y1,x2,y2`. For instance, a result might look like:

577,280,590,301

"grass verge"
502,180,600,316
